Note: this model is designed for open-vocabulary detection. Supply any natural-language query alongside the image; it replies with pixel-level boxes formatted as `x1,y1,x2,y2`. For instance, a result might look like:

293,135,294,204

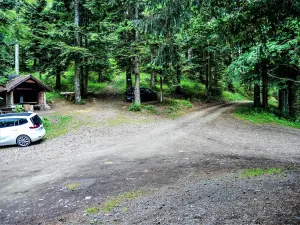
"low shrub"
129,103,142,112
13,104,24,113
143,105,158,114
180,78,206,99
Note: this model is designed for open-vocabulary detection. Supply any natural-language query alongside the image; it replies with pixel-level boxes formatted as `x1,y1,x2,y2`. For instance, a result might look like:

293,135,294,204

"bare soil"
0,98,299,225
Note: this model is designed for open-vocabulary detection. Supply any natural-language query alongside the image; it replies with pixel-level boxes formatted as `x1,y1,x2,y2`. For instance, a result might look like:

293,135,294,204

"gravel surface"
84,171,300,225
0,99,299,225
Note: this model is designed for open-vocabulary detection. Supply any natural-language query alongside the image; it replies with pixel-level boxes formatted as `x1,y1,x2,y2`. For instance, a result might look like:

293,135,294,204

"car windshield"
30,115,42,125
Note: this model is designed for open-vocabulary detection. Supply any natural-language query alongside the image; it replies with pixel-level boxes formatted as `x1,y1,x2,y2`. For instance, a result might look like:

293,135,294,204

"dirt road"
0,101,299,224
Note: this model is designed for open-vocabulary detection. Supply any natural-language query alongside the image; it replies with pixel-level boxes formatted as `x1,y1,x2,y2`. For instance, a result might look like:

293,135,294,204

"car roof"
0,112,35,119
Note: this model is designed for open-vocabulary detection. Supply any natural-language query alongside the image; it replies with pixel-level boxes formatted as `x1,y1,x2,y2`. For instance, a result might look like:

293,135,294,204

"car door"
0,118,18,146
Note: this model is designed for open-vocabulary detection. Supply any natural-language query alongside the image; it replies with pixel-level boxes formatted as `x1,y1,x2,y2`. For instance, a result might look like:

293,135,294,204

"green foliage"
143,105,158,114
129,103,142,112
235,106,300,129
180,78,206,99
222,91,247,102
46,92,62,103
0,76,7,85
1,0,299,117
88,82,107,92
166,99,193,118
240,168,283,178
13,104,24,113
85,207,98,215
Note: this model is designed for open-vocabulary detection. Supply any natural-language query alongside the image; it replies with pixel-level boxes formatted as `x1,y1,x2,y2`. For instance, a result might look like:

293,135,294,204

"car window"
18,118,28,125
30,115,42,125
0,118,18,128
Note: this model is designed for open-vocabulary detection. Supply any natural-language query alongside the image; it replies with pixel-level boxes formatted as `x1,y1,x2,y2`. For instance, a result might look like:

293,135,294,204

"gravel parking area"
0,99,299,224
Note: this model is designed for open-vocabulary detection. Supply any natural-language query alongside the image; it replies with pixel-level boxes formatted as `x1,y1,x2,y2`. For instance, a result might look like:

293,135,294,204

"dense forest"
0,0,299,119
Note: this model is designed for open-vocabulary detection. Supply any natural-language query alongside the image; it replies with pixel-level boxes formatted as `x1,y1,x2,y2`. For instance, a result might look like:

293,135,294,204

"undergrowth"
235,106,300,129
46,92,63,103
222,91,247,101
165,99,193,118
129,103,142,112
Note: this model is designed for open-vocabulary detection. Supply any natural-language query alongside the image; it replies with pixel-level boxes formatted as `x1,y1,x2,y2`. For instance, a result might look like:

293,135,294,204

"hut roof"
5,75,50,92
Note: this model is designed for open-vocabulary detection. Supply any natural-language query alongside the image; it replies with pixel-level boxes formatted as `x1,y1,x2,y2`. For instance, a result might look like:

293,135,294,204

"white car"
0,112,46,147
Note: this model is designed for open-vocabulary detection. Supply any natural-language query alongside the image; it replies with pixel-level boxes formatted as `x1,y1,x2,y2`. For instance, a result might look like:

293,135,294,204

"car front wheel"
16,135,31,147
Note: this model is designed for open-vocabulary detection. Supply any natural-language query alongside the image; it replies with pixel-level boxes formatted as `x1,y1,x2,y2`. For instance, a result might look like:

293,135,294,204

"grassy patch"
235,106,300,129
46,92,63,103
222,91,247,101
85,207,98,215
101,190,144,212
143,105,158,114
65,182,81,190
180,78,206,99
84,190,144,216
88,82,108,92
240,168,283,178
42,115,73,139
165,99,193,118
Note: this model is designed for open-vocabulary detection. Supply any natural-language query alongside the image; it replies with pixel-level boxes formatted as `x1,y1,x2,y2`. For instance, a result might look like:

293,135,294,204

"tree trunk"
278,88,288,116
150,72,156,89
150,46,155,89
55,68,61,91
134,1,141,104
80,64,84,97
254,84,261,107
188,48,193,62
206,51,212,98
176,63,181,94
15,42,19,75
159,76,163,103
287,76,297,119
261,63,268,109
126,67,132,89
74,0,81,103
82,33,89,98
98,68,103,83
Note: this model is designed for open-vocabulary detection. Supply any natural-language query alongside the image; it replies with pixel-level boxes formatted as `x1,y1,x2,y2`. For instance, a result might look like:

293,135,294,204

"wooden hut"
0,75,51,111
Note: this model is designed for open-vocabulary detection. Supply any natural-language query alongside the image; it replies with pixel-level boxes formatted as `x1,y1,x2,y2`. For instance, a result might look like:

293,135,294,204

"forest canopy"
0,0,299,119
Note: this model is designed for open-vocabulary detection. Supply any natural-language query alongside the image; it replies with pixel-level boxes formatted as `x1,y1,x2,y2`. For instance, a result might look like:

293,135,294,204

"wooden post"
9,91,14,106
43,92,46,105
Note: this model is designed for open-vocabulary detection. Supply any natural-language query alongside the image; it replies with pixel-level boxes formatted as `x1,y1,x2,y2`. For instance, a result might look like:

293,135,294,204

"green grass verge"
240,168,283,178
42,115,73,139
235,106,300,129
222,91,247,101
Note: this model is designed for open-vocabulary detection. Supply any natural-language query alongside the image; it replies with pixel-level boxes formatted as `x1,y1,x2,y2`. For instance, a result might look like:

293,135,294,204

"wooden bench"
61,92,75,101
